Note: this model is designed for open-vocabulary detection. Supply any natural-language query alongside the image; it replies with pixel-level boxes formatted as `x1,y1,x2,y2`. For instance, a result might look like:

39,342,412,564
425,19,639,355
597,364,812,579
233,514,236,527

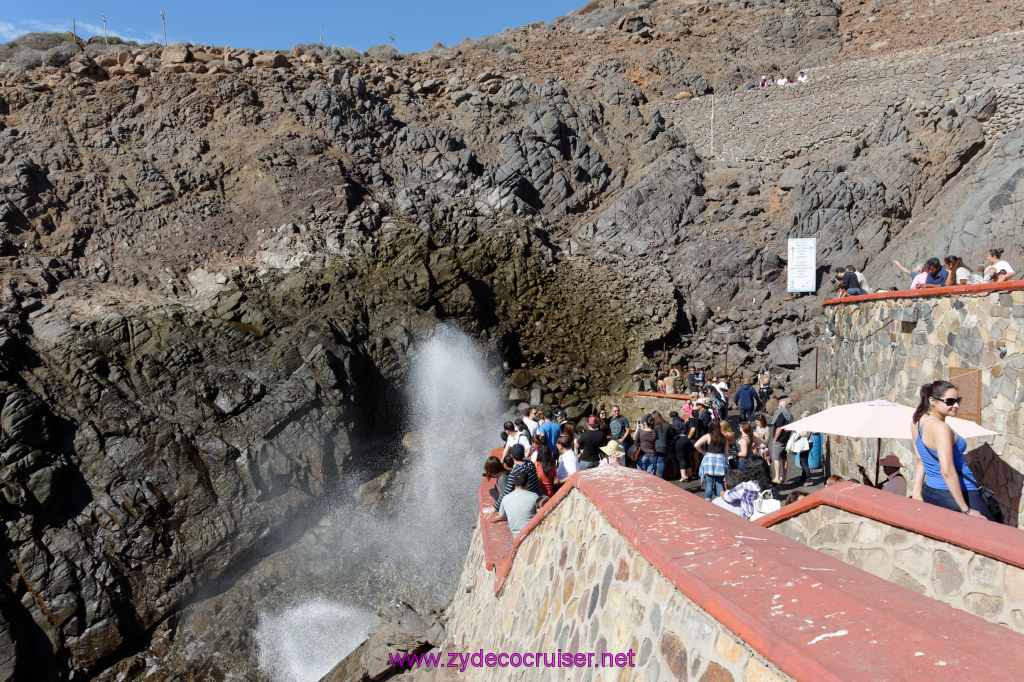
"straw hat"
600,441,625,458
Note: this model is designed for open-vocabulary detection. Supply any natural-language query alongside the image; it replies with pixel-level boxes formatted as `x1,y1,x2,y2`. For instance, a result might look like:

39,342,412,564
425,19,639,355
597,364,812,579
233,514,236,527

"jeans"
922,485,995,521
737,457,748,473
797,451,811,481
655,455,665,478
740,408,755,421
578,460,600,471
704,475,725,501
638,455,657,475
848,287,863,295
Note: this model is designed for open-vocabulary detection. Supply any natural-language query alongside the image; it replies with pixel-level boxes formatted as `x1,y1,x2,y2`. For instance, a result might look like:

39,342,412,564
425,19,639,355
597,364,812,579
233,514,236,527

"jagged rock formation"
0,0,1023,678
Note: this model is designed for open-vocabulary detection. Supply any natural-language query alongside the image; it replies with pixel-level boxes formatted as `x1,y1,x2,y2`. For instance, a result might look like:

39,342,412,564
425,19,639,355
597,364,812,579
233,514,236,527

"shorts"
770,442,788,461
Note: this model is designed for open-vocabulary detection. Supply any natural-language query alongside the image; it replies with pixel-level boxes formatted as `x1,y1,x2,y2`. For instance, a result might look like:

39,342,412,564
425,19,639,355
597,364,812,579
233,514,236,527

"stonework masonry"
444,489,791,682
662,31,1024,163
823,286,1024,527
769,504,1024,632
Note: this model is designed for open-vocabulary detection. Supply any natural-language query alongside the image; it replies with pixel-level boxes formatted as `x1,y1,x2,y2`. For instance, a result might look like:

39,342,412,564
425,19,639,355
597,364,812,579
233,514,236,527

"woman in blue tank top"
910,381,994,520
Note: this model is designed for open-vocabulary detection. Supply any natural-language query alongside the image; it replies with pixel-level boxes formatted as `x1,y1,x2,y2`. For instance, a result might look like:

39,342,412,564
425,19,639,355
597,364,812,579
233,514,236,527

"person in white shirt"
777,76,787,87
502,420,532,457
797,71,808,83
555,434,578,480
984,247,1015,282
521,406,540,437
944,255,978,285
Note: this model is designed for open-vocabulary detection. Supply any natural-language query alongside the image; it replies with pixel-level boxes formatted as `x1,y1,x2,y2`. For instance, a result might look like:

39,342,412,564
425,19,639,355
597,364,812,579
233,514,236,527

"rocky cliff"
1,0,1023,678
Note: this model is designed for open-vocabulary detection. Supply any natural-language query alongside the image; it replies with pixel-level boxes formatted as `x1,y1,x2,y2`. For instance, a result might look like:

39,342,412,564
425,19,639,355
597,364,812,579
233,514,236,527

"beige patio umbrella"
780,399,1000,483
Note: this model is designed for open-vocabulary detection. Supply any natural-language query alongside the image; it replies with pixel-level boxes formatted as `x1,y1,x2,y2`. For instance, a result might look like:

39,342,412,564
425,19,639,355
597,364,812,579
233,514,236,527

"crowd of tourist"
484,373,827,535
484,373,1004,536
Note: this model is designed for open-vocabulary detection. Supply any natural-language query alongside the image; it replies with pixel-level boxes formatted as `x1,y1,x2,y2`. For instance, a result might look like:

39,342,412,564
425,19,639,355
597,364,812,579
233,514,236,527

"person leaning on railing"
944,255,980,286
982,247,1015,283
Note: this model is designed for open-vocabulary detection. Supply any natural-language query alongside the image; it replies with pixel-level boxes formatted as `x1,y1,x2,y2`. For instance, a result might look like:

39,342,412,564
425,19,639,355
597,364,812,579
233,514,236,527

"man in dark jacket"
734,377,759,421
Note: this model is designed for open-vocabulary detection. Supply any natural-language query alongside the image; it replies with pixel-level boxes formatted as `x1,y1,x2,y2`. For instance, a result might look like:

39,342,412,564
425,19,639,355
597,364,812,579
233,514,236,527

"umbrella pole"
874,439,881,487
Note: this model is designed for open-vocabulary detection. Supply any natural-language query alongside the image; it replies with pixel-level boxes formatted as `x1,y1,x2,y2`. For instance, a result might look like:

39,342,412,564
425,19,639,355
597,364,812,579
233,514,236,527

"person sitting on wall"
982,247,1015,282
491,471,539,538
914,257,948,289
858,455,907,497
797,71,809,83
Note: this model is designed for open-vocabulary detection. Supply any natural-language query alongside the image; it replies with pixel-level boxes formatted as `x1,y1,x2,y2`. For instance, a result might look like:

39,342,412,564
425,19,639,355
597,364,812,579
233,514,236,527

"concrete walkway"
669,464,828,498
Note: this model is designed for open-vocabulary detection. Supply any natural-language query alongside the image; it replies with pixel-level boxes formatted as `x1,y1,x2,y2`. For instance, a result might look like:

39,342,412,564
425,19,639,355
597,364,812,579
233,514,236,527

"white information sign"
787,238,817,293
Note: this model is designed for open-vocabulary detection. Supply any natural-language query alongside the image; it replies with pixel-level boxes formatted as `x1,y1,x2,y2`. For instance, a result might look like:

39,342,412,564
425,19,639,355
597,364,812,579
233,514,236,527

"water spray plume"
255,324,501,681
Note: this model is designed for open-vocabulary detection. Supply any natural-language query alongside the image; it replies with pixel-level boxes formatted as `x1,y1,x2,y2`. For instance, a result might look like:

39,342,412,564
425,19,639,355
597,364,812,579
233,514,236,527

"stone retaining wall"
444,466,1024,680
769,504,1024,632
662,31,1024,162
444,489,790,681
823,285,1024,527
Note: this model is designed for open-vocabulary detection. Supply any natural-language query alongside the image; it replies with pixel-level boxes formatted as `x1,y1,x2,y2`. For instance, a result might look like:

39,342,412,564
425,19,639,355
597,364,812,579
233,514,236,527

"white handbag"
749,490,782,520
786,434,809,453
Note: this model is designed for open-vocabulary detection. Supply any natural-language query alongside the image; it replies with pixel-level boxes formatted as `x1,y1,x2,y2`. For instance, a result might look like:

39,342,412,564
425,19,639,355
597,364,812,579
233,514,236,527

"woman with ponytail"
911,381,993,520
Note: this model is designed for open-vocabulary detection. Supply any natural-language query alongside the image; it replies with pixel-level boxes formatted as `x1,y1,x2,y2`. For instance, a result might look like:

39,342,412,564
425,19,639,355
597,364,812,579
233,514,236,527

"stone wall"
662,31,1024,163
606,392,692,422
444,489,790,681
823,286,1024,526
770,505,1024,632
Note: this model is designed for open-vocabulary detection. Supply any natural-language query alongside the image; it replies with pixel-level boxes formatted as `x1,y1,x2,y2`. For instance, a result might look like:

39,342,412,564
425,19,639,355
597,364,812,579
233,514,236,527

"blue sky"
0,1,586,53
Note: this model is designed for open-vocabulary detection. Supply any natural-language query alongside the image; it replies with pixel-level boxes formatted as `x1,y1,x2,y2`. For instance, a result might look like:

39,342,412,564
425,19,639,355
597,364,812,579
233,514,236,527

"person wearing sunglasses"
910,381,993,520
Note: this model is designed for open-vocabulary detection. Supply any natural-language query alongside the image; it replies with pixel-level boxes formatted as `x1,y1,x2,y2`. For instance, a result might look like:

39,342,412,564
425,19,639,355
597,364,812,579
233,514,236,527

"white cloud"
1,18,161,46
0,22,21,42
